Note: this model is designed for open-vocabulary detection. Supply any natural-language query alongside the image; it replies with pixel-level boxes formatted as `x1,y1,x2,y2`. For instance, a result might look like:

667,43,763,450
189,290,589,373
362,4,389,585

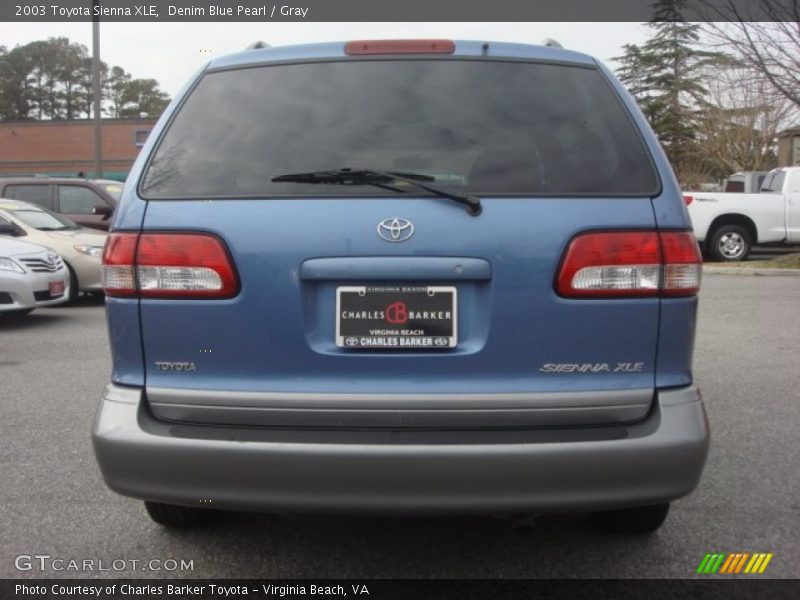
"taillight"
344,39,455,55
683,195,694,206
136,234,237,298
102,232,238,299
102,233,137,296
660,231,702,296
556,231,701,298
557,232,661,297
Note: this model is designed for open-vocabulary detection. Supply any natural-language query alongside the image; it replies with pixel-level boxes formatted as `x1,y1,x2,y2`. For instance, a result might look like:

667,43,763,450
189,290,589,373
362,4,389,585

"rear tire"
708,224,751,262
144,501,212,528
593,502,670,534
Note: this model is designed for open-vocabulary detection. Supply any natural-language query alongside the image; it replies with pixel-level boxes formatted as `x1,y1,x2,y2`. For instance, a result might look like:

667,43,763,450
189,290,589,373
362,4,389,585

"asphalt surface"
746,246,799,261
1,274,799,579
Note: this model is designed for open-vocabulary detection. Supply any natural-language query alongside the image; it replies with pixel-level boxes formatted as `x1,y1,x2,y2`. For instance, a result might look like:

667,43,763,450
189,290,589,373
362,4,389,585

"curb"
703,266,800,277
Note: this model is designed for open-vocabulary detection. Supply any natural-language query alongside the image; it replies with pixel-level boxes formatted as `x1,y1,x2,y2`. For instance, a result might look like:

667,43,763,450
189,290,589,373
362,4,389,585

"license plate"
49,280,65,297
336,286,457,349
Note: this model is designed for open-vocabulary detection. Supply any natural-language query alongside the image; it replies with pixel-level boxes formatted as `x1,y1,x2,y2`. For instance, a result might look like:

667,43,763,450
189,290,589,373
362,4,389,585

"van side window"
58,185,105,214
5,184,50,207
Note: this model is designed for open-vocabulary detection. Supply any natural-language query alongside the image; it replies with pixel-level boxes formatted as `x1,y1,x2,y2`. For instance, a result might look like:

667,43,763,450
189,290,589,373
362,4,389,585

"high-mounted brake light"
102,232,238,299
556,231,701,298
345,39,455,55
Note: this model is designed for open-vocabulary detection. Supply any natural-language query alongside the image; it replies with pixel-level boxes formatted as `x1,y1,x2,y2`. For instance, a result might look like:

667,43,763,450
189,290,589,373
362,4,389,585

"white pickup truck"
685,166,800,261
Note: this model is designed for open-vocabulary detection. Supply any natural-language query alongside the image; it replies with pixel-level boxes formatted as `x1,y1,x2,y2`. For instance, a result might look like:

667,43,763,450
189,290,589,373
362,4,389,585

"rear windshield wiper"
272,168,482,216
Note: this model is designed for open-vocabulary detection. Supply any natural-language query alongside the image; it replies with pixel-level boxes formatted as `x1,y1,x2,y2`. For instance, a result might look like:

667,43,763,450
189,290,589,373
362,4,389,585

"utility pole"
92,0,103,177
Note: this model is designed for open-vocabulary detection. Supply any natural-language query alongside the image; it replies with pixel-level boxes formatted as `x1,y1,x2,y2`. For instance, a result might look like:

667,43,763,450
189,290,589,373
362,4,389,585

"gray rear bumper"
92,384,709,514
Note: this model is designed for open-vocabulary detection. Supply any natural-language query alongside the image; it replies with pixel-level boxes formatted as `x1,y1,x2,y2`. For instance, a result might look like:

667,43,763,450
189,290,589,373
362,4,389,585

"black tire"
708,224,751,262
66,264,79,302
144,501,212,528
593,502,670,534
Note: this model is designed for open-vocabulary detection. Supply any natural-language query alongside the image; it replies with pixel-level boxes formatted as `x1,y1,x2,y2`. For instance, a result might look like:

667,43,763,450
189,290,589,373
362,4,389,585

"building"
777,127,800,167
0,118,156,181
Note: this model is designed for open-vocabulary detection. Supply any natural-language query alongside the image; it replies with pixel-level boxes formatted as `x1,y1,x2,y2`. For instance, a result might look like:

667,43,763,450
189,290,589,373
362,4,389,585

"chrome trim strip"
299,256,492,281
146,387,652,410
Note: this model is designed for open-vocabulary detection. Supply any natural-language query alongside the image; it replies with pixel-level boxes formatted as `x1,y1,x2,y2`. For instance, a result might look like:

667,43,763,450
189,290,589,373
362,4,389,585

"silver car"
0,236,70,316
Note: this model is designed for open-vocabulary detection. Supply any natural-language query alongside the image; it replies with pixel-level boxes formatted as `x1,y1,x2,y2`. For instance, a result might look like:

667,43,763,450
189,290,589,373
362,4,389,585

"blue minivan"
93,39,709,532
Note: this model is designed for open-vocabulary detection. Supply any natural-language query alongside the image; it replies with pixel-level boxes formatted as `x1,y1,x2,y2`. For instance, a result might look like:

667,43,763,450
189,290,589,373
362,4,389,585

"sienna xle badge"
93,39,709,533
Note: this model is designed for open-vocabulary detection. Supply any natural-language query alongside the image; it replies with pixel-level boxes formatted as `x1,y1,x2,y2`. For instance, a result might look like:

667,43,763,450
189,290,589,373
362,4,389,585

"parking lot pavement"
1,274,798,579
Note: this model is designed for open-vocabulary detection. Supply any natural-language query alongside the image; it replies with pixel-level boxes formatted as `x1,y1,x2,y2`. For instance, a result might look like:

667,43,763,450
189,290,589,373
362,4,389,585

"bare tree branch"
701,6,800,109
696,63,797,173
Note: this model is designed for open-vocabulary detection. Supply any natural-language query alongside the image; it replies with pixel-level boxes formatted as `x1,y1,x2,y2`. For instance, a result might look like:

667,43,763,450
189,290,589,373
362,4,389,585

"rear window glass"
142,60,659,198
3,205,76,230
725,180,744,193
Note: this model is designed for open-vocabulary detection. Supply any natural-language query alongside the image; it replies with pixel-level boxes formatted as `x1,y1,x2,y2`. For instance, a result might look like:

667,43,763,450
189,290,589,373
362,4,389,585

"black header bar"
4,579,800,600
3,0,798,22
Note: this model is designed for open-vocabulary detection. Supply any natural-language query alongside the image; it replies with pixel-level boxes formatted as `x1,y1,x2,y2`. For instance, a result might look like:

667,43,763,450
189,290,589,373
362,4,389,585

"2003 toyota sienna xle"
92,39,709,533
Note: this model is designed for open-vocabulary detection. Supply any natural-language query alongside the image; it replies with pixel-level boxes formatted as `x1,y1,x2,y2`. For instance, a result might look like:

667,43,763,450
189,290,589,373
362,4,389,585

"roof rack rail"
542,38,563,49
246,41,270,50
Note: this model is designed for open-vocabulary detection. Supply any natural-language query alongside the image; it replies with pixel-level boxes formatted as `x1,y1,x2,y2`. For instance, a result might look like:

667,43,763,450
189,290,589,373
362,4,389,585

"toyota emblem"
377,218,414,243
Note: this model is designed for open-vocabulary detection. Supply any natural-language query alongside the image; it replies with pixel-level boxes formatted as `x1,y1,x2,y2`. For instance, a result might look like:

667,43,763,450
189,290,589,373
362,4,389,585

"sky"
0,22,649,96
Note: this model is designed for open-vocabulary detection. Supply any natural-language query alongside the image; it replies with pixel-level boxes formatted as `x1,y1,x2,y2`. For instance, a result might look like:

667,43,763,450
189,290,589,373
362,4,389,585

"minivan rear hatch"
128,47,667,429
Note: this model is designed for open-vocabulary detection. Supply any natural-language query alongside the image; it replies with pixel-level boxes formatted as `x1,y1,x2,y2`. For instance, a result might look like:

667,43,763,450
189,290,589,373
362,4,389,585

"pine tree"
615,0,724,182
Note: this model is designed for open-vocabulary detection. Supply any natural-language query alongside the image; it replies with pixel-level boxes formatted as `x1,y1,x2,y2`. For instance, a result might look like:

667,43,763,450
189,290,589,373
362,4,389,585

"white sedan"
0,235,70,316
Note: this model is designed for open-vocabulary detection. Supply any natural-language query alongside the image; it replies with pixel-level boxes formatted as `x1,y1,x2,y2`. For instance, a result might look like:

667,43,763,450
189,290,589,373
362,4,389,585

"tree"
0,36,170,121
75,56,109,118
26,39,61,118
55,39,88,119
106,66,131,118
696,63,797,174
615,0,726,182
119,78,170,118
700,2,800,109
0,45,35,119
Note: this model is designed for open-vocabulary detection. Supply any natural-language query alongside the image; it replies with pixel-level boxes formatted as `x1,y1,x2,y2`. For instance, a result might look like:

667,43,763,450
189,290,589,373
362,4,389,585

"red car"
0,177,120,231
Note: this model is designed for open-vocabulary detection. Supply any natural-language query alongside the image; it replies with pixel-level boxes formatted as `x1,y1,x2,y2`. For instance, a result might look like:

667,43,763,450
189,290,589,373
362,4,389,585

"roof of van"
207,40,598,71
